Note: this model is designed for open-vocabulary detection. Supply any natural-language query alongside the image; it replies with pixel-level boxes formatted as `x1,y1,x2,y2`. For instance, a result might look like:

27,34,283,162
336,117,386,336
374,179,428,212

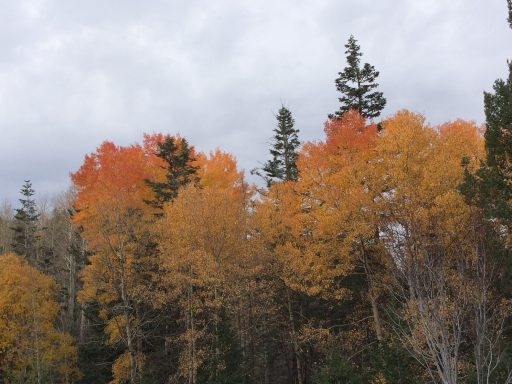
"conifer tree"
258,106,300,186
508,0,512,28
11,180,39,262
145,137,199,209
460,62,512,232
330,35,386,120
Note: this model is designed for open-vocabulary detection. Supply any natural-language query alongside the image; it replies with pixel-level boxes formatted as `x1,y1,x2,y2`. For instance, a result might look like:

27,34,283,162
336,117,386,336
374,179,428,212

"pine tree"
145,137,199,209
330,35,386,120
508,0,512,28
258,106,300,186
460,61,512,232
11,180,39,262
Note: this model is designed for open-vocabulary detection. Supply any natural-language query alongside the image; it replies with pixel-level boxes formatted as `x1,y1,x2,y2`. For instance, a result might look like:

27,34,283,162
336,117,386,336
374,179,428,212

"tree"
156,154,251,383
38,192,87,333
72,141,161,384
196,148,246,192
0,253,80,383
283,110,380,301
0,200,14,255
460,62,512,245
258,106,301,186
330,35,386,120
253,111,381,383
508,0,512,28
11,180,39,263
372,112,509,384
145,135,198,210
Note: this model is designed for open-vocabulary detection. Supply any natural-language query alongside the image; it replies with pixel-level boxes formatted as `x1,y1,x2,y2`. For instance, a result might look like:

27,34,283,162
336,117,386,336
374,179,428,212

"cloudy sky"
0,0,510,205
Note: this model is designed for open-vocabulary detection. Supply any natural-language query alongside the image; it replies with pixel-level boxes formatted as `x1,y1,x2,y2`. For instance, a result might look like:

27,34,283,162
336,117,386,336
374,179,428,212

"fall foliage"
0,253,80,383
2,10,511,382
2,106,507,383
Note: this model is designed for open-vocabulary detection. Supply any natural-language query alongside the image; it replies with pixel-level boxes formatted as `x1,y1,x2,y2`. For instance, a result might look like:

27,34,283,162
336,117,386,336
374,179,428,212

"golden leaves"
0,253,80,382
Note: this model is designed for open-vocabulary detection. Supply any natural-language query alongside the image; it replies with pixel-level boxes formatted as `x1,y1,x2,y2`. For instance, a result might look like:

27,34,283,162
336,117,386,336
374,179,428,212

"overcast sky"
0,0,510,206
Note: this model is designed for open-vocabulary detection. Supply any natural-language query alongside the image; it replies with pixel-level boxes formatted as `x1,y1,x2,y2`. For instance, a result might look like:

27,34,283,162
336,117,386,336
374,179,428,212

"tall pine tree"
11,180,39,262
461,62,512,233
258,105,300,186
461,1,512,230
145,136,198,210
330,35,386,120
508,0,512,28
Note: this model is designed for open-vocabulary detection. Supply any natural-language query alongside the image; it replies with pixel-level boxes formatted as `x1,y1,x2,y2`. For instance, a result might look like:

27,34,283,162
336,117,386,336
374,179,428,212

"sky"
0,0,510,206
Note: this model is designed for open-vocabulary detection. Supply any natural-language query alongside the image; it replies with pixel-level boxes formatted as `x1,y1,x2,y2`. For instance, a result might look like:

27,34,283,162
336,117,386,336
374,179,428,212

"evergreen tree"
145,137,199,210
460,61,512,231
508,0,512,28
330,35,386,120
257,106,300,186
11,180,39,262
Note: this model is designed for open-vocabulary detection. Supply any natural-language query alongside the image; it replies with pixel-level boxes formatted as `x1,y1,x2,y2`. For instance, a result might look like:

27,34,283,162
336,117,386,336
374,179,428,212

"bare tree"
0,199,13,254
384,212,512,384
470,220,512,384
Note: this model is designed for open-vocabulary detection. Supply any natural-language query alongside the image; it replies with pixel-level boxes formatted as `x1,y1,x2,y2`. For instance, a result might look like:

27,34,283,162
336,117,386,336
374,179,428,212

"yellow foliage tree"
374,111,487,384
252,111,384,383
0,253,80,383
156,151,252,383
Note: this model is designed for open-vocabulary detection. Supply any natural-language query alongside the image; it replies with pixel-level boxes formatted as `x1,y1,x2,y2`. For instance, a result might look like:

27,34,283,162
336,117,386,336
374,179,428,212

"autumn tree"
291,110,384,335
253,181,313,384
330,35,386,120
0,253,80,383
371,111,512,384
196,148,246,192
257,105,301,186
11,180,39,263
72,140,162,384
251,111,381,383
156,150,252,383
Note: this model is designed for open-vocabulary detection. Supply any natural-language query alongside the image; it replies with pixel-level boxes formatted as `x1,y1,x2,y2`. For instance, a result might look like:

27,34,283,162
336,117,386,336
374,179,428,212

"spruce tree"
508,0,512,28
258,105,300,186
11,180,39,262
145,137,198,210
330,35,386,120
460,61,512,231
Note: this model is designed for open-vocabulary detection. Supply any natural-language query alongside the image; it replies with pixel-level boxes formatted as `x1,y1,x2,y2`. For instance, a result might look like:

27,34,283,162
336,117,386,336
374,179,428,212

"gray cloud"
0,0,510,205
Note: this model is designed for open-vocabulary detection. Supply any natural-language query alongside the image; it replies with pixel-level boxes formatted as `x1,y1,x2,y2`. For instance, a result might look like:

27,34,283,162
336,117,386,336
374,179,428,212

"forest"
0,4,512,384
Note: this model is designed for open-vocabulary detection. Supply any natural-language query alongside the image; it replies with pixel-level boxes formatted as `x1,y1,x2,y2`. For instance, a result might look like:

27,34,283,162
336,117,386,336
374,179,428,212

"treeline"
1,10,512,384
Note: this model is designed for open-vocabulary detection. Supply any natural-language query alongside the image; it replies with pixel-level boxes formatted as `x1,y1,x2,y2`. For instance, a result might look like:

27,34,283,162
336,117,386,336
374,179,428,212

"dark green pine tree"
11,180,39,262
260,106,300,186
145,136,199,210
330,35,386,120
460,61,512,230
508,0,512,28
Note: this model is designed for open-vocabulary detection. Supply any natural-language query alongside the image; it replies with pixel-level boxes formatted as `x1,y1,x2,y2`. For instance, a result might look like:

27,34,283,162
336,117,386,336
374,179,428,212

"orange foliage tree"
196,148,245,191
72,138,162,384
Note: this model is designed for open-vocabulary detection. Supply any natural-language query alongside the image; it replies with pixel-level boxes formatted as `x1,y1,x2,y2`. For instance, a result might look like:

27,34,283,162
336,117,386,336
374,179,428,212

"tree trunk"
187,265,197,384
370,294,383,341
67,234,77,331
360,238,383,341
119,254,137,384
31,292,42,384
286,287,303,384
